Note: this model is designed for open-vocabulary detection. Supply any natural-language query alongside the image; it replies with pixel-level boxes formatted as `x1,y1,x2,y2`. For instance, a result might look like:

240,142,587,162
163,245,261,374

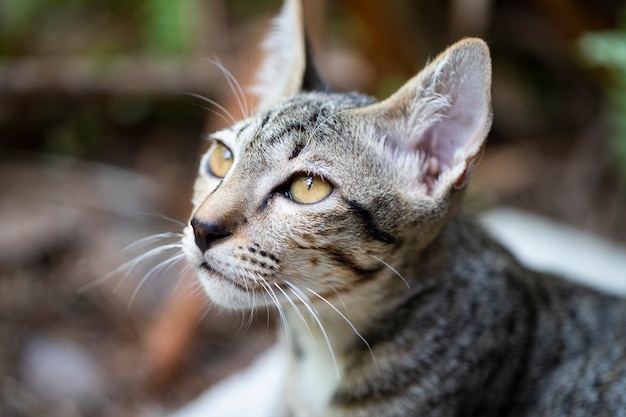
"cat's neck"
280,221,468,414
284,264,420,354
281,220,460,355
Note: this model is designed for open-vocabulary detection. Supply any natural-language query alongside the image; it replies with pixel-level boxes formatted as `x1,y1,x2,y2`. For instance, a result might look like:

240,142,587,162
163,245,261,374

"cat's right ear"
252,0,326,114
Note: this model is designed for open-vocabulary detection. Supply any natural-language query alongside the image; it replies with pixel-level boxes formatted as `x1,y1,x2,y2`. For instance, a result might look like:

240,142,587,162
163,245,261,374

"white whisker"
114,243,184,291
80,242,183,293
171,261,196,296
305,286,379,371
282,281,340,379
186,92,238,126
127,251,186,309
308,106,352,146
258,276,292,350
237,268,258,333
124,232,183,252
210,58,250,120
116,212,186,227
326,284,349,313
272,280,313,341
371,255,411,289
243,277,258,332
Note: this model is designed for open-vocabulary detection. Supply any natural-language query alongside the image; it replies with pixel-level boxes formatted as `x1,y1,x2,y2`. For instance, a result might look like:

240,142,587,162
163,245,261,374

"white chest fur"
285,322,345,417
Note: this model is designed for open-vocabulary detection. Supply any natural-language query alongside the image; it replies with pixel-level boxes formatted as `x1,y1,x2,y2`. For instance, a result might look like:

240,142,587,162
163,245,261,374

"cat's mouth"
198,261,290,295
199,262,250,292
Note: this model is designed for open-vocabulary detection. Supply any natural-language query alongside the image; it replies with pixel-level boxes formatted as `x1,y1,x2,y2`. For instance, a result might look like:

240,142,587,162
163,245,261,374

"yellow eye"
288,174,333,204
206,142,234,178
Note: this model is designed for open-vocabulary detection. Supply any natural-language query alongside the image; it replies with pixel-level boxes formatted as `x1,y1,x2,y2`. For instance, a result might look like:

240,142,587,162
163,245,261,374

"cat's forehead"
264,92,374,122
214,92,375,152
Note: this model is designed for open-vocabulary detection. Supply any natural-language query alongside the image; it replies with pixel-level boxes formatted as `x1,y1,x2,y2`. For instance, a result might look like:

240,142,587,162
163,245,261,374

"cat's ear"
358,38,492,199
252,0,326,114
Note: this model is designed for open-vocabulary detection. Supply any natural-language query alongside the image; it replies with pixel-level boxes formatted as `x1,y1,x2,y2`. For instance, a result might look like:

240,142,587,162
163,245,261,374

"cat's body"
283,218,626,417
181,0,626,415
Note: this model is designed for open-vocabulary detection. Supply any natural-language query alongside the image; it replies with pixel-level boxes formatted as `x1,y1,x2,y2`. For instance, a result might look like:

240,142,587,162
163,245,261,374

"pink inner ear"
415,79,487,194
374,39,491,196
415,116,468,192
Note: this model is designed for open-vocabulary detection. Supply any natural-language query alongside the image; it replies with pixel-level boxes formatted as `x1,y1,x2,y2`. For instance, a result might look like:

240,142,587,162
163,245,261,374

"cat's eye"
206,142,234,178
287,174,333,204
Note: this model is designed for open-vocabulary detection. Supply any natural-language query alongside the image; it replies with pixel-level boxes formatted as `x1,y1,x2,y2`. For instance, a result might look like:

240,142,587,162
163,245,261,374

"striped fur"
182,1,626,416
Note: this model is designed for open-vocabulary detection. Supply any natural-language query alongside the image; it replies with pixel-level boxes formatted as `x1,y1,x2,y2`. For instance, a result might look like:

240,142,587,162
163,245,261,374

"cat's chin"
194,264,273,309
199,263,250,292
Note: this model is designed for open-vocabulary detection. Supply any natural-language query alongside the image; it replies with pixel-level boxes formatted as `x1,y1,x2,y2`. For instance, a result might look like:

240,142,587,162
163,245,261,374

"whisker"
80,242,183,293
258,276,292,349
243,277,257,332
185,92,238,126
115,212,186,227
283,281,340,379
127,251,186,309
115,243,184,290
308,106,352,146
184,279,208,303
196,294,217,323
192,103,234,127
272,280,313,341
150,213,186,227
171,261,196,296
209,58,250,120
123,232,184,252
237,268,258,333
305,286,379,371
371,256,411,289
326,283,349,313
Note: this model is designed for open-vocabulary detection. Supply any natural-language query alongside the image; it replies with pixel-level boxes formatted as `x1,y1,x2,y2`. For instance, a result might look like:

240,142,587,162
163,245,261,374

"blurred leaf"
0,0,40,32
579,21,626,180
579,32,626,72
144,0,201,55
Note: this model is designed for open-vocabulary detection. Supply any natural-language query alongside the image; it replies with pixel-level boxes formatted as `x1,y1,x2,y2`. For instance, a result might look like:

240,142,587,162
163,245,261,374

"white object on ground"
169,345,286,417
479,207,626,295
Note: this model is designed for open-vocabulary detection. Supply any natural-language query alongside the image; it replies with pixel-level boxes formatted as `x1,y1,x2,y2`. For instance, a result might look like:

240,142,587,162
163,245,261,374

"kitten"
181,0,626,415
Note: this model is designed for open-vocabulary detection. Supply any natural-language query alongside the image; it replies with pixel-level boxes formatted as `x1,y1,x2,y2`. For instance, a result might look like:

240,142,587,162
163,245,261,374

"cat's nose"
191,217,233,252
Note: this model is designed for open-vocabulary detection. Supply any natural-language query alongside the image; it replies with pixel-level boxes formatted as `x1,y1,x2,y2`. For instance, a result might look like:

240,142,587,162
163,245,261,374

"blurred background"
1,0,625,415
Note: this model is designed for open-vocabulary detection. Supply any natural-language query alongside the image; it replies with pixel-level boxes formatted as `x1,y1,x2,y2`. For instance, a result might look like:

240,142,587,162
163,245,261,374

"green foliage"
0,0,41,33
0,0,202,57
579,24,626,180
143,0,200,56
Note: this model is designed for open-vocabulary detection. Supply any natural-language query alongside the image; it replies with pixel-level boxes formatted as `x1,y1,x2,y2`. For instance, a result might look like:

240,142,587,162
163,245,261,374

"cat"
181,0,626,416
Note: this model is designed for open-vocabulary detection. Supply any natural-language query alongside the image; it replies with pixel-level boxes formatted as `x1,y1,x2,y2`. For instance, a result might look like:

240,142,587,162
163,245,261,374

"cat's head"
183,0,492,309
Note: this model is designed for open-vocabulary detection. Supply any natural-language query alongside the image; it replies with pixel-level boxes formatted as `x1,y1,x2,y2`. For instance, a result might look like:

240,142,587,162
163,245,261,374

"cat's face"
183,0,491,311
183,92,438,309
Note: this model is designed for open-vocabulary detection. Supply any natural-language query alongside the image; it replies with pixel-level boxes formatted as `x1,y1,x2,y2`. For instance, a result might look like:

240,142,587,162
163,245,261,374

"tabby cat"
181,0,626,415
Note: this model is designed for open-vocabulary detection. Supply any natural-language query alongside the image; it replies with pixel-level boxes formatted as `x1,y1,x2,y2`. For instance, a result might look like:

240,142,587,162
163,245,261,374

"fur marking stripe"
326,247,383,277
289,142,306,160
260,113,272,131
345,199,396,244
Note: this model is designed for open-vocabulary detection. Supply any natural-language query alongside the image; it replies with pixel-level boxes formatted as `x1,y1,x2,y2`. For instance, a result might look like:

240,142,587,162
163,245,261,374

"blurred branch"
0,56,228,96
0,53,370,98
531,0,610,40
